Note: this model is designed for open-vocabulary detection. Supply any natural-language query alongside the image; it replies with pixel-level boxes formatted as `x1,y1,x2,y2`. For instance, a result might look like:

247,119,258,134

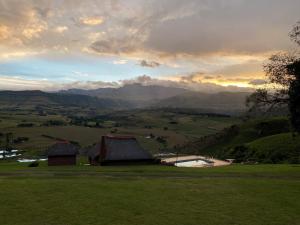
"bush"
17,123,34,127
228,145,249,163
28,161,39,167
13,137,29,144
43,120,66,126
255,118,290,137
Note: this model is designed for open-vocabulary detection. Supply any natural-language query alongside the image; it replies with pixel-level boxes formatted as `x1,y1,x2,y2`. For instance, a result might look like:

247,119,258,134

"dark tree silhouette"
247,21,300,132
290,21,300,46
287,60,300,133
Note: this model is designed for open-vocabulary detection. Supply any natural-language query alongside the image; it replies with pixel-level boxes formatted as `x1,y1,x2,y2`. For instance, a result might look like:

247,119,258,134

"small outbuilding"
47,142,78,166
88,135,155,165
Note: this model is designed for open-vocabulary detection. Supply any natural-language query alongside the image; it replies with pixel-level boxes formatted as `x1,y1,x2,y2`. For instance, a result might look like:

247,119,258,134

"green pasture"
0,163,299,225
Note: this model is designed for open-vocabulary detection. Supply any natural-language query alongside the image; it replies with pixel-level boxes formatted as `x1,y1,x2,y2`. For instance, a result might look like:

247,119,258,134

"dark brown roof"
47,142,78,156
102,136,152,161
88,136,153,161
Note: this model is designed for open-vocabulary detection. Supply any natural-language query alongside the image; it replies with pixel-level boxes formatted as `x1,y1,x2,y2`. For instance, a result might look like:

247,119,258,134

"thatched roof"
47,142,78,156
88,136,153,161
103,136,152,161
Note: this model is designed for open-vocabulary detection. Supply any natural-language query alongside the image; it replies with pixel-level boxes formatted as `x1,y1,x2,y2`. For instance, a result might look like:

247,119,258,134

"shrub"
13,137,29,143
43,120,66,126
17,123,34,127
28,161,39,167
228,145,249,163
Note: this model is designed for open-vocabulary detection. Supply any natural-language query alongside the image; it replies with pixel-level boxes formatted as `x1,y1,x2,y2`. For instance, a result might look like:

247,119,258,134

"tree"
287,60,300,133
247,21,300,132
290,21,300,46
1,133,14,159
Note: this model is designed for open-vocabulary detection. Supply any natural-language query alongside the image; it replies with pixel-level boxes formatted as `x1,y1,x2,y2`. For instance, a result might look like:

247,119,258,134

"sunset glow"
0,0,299,92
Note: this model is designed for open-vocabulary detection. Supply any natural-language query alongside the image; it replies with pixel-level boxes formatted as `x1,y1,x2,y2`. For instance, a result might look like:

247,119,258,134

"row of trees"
247,21,300,133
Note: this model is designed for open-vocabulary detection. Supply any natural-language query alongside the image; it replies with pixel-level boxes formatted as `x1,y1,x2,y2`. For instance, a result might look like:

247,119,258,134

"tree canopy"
247,21,300,133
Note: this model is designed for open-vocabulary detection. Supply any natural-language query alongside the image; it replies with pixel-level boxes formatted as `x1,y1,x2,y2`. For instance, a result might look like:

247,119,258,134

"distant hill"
60,83,189,105
60,84,251,113
153,91,250,113
0,88,251,113
0,90,132,109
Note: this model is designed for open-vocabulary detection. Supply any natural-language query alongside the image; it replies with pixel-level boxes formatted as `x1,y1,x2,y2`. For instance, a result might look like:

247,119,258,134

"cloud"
113,59,128,64
248,79,268,86
0,0,299,92
121,75,254,93
61,80,118,90
54,26,68,33
180,73,204,83
0,0,298,58
139,60,160,68
0,76,117,91
145,0,300,56
0,73,254,93
22,22,48,39
79,16,104,26
0,25,11,40
0,76,54,91
90,38,140,55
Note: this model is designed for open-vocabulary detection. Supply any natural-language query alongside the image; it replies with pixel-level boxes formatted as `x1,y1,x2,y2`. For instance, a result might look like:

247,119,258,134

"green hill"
180,117,299,163
244,133,300,163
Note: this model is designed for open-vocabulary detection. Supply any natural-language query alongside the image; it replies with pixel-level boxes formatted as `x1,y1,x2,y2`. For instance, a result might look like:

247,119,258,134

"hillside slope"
0,90,132,109
153,92,250,113
244,133,300,163
179,117,299,163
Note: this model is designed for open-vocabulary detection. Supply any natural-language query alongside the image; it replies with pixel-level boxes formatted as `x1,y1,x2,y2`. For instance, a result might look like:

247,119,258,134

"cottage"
47,142,78,166
88,135,155,165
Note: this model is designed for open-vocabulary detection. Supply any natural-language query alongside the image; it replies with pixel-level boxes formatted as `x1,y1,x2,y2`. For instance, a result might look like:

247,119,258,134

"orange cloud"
54,26,68,33
80,17,104,26
0,25,11,40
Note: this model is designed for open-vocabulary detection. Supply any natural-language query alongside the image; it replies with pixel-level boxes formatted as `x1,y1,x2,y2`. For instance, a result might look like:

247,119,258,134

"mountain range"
60,83,189,105
61,84,250,112
0,84,251,113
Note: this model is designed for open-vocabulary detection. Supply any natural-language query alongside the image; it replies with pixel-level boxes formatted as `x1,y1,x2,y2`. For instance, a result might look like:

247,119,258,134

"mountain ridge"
0,84,252,113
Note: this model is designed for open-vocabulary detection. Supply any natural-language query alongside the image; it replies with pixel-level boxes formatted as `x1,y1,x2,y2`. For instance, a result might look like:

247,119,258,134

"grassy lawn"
0,163,299,225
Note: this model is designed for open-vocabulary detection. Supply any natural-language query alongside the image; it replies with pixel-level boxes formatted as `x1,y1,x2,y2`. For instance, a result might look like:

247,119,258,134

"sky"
0,0,299,92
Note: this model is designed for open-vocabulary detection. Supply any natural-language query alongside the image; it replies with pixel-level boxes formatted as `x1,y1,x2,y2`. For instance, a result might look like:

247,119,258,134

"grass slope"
246,133,300,163
0,163,299,225
181,117,299,163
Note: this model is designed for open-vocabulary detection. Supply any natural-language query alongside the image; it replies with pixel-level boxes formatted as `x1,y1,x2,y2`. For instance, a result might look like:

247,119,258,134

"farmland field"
0,163,299,225
0,108,239,157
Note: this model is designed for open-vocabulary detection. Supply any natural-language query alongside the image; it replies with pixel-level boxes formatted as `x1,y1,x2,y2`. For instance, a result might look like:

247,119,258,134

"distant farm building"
47,142,78,166
88,136,155,165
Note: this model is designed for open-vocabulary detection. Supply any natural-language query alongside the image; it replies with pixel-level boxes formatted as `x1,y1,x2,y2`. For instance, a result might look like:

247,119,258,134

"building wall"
88,156,100,166
48,155,76,166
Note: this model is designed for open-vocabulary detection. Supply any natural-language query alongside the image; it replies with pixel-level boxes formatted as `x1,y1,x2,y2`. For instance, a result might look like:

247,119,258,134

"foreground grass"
0,164,299,225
